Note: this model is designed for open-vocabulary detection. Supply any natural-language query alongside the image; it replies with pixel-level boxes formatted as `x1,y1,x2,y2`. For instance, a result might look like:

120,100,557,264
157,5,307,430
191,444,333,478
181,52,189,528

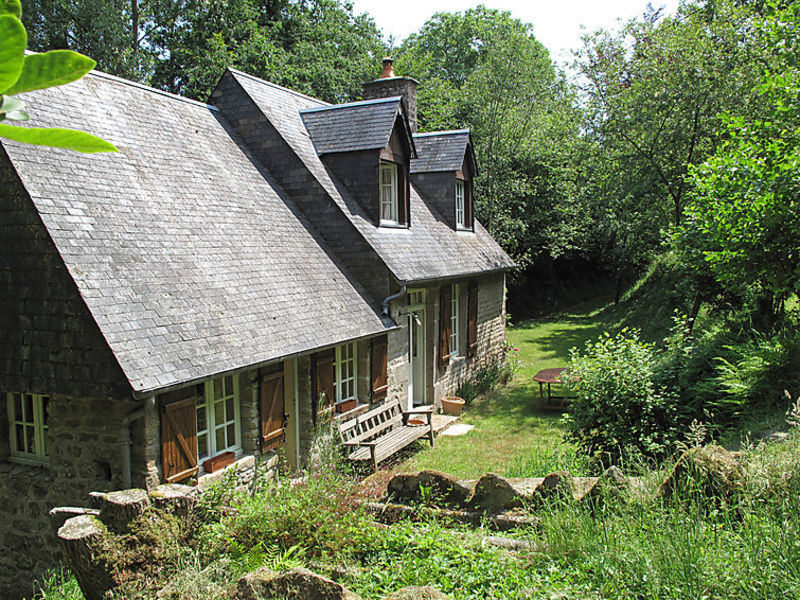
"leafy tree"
0,0,116,152
677,2,800,322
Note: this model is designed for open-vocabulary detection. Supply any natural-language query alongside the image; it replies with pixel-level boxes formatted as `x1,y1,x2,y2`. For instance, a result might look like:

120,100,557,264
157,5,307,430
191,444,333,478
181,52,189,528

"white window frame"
334,342,358,405
450,283,460,356
196,375,241,462
380,161,399,225
455,179,466,229
6,392,49,465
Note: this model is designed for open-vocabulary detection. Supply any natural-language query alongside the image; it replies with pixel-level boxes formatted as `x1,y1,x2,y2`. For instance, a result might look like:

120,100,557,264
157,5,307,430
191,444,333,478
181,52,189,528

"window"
7,392,49,463
455,180,466,228
334,342,357,405
450,284,460,356
380,161,398,224
196,375,240,461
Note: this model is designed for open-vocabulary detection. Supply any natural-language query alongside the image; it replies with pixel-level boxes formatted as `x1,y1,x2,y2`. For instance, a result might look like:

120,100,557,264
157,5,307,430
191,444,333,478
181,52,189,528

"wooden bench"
339,398,434,471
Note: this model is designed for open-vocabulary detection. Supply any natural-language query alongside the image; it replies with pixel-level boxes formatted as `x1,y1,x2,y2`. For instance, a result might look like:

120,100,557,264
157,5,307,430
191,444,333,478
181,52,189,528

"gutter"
120,395,156,489
382,284,407,318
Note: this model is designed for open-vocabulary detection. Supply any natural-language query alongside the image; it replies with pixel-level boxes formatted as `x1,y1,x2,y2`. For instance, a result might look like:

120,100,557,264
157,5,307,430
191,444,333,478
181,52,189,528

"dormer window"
455,180,466,228
380,161,399,224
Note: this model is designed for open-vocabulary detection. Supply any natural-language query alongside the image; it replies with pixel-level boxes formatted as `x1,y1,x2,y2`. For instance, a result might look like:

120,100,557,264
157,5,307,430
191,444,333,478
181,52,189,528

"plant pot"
202,450,235,474
441,396,465,416
335,398,358,413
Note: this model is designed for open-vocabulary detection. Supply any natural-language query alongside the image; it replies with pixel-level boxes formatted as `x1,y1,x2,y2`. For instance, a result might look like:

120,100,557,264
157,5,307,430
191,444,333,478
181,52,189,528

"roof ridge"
300,96,402,114
86,69,219,111
228,68,329,106
413,129,471,137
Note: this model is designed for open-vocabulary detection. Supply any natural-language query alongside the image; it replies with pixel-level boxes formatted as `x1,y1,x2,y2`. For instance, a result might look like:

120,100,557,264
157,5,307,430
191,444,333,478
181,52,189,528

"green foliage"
455,344,518,405
676,3,800,306
0,1,116,152
25,568,83,600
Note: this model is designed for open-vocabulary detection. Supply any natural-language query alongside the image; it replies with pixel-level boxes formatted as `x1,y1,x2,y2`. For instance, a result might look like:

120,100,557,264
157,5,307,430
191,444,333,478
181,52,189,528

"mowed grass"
401,298,619,478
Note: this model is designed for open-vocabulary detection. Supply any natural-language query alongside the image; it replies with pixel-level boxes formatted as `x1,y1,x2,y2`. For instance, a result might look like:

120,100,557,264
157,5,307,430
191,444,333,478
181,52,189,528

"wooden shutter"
438,285,451,370
467,282,479,356
398,167,409,225
260,367,285,451
160,388,199,484
370,336,388,403
312,349,336,421
465,181,474,230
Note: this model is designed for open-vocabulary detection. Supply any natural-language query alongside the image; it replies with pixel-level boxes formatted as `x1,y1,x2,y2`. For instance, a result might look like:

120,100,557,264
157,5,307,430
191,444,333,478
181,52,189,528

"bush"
563,329,682,461
456,343,520,405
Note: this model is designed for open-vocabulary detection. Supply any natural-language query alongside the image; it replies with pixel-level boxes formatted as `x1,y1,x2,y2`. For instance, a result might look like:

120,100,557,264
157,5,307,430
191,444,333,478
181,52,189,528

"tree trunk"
686,293,703,336
148,483,198,519
57,515,115,600
99,489,149,533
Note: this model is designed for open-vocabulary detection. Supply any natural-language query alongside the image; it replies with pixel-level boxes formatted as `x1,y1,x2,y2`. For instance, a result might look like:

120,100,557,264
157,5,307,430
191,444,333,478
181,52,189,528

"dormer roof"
300,97,416,157
411,130,477,174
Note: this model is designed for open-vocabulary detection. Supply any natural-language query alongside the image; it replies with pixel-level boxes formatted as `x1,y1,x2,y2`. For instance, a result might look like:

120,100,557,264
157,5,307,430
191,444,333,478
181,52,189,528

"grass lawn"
399,297,621,479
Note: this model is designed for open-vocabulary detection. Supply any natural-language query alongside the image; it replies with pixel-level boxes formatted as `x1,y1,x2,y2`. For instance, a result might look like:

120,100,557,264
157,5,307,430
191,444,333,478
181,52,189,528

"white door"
408,308,426,408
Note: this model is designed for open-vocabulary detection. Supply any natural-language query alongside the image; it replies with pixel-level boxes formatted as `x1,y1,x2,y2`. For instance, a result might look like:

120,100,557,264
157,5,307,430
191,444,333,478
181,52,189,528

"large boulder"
417,470,472,505
580,466,629,504
383,586,450,600
659,445,745,500
236,567,361,600
469,473,522,510
534,471,575,501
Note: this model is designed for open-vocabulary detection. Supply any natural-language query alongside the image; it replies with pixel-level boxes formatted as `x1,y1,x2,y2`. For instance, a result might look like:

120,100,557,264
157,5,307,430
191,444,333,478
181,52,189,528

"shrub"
456,343,519,405
563,329,681,461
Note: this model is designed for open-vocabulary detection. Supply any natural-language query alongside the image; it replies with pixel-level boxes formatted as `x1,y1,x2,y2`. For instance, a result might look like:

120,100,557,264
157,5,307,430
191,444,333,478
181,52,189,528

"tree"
0,0,116,152
676,2,800,323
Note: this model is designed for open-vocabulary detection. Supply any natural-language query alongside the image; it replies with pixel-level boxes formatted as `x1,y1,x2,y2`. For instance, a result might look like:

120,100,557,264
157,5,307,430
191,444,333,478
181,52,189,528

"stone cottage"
0,59,513,597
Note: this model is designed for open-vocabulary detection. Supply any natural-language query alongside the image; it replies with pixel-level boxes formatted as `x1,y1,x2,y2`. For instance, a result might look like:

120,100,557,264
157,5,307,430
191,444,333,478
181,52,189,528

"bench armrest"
342,439,379,447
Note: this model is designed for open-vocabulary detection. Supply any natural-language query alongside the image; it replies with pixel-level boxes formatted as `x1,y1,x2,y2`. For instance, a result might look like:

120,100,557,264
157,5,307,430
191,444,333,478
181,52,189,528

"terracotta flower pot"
441,396,465,416
202,450,235,474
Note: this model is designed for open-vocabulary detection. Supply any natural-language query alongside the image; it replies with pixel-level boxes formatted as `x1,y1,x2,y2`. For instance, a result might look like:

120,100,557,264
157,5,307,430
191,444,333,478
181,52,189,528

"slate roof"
301,97,415,156
1,71,392,394
410,130,474,174
227,70,515,283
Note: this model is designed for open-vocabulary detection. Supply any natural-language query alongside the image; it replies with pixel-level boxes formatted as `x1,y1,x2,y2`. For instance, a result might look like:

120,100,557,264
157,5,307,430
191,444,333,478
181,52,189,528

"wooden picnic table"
532,367,569,408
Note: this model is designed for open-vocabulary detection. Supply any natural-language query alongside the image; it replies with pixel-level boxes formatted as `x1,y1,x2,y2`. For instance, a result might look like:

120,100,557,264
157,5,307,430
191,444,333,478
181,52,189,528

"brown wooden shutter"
370,335,389,403
438,285,451,370
260,366,285,451
398,166,409,225
312,349,336,421
465,181,474,230
467,282,479,357
160,388,199,484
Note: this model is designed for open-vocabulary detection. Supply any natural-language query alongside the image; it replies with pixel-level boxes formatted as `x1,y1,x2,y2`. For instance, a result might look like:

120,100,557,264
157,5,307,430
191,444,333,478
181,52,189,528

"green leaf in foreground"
0,0,21,19
0,122,117,153
4,50,97,96
0,14,26,93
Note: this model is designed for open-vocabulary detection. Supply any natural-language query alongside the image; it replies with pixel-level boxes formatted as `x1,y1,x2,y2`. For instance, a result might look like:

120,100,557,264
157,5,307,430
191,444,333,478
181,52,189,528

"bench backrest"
339,398,403,444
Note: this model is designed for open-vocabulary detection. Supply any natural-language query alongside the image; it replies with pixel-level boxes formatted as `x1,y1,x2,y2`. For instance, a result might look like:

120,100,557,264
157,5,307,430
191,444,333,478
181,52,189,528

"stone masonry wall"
0,393,136,600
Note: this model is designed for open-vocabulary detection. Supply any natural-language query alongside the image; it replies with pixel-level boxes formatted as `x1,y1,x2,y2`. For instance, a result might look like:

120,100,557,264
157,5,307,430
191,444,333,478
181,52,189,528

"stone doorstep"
431,414,461,435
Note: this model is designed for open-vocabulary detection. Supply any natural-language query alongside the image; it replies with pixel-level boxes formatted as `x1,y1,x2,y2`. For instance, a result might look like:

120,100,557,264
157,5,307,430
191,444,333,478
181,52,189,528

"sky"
349,0,682,63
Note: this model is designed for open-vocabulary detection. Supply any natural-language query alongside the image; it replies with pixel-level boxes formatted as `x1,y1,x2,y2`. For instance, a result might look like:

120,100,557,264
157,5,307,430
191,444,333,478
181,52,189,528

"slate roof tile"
300,98,404,154
228,70,515,283
2,70,392,394
410,130,472,173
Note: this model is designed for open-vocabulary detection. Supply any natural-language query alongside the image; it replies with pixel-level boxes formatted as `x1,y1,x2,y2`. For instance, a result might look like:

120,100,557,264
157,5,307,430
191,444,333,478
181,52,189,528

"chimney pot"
380,57,395,79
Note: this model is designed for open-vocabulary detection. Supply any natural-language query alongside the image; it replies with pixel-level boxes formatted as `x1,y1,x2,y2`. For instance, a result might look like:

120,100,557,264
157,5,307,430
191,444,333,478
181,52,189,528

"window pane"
226,397,234,420
196,405,207,432
215,428,225,452
214,378,222,399
227,423,236,446
25,426,35,453
13,393,21,420
198,433,208,460
24,394,33,421
224,375,233,395
41,396,49,426
15,424,24,452
214,400,224,424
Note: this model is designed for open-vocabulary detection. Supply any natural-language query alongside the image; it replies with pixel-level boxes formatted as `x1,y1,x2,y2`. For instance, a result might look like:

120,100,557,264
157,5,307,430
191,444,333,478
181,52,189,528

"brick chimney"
363,57,419,133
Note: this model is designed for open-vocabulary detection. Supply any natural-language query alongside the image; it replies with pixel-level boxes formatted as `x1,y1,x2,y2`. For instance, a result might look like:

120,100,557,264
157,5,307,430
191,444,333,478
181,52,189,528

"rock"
469,473,521,510
383,586,450,600
387,472,421,500
236,566,278,600
580,466,629,504
236,567,361,600
417,470,472,505
100,488,150,533
535,471,574,501
148,484,197,518
659,444,745,500
57,515,115,600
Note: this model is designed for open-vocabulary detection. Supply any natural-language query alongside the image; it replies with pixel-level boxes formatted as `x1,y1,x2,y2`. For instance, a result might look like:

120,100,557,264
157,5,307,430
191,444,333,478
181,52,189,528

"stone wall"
0,393,136,600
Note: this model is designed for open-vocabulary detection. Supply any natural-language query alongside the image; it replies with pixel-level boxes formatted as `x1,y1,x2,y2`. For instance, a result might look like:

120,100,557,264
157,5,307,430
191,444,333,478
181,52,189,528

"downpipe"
382,284,407,318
